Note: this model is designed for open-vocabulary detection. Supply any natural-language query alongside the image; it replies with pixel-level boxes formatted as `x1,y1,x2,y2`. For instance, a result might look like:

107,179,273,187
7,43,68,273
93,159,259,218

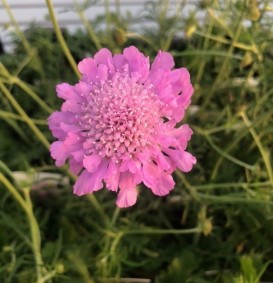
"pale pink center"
79,70,161,161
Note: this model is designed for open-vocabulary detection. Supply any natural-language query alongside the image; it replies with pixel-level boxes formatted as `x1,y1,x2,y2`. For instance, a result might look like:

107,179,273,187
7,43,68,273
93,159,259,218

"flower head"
48,46,196,207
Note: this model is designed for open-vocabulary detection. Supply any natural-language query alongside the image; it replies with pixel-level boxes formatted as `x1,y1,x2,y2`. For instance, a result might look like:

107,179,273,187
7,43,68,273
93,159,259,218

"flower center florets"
79,70,161,161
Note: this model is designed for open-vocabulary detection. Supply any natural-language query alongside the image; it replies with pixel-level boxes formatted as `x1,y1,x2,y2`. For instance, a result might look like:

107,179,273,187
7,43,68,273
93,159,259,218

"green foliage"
0,0,273,282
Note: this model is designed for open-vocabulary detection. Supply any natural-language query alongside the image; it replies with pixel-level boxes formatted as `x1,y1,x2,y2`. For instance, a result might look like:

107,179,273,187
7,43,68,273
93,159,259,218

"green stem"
45,0,80,79
125,227,202,235
1,0,44,76
240,111,273,185
86,194,110,225
195,13,214,87
0,81,50,149
0,173,28,213
194,181,272,191
0,174,49,281
9,76,53,113
210,108,273,179
194,31,259,53
104,0,111,35
38,270,57,283
126,33,157,51
199,19,243,111
24,189,45,282
76,7,101,50
0,110,47,125
204,134,255,170
198,193,273,206
110,207,120,227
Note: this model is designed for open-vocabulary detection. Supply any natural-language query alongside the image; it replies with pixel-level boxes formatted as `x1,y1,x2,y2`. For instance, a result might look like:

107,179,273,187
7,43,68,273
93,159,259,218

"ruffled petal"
169,69,188,94
73,169,91,195
60,122,81,134
123,46,150,81
56,83,80,102
116,172,138,207
50,141,68,167
78,58,98,83
119,158,141,174
69,158,82,175
153,151,174,172
94,48,114,73
105,161,120,191
177,82,194,109
73,160,108,195
157,124,193,150
116,187,137,208
83,154,102,173
97,64,108,81
74,81,93,95
148,69,166,89
163,148,197,172
61,99,82,113
48,111,73,140
112,54,127,71
151,51,174,72
151,173,175,196
142,161,160,188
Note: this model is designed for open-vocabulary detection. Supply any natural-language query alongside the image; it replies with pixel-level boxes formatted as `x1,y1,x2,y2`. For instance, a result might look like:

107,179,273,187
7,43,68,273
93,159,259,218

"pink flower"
48,46,196,208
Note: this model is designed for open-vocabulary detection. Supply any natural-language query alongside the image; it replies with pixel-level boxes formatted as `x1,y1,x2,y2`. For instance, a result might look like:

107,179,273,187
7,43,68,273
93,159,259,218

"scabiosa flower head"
48,46,196,207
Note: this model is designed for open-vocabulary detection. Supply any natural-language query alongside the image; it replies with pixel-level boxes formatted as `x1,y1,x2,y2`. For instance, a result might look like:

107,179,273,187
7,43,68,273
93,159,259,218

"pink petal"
97,64,108,81
148,69,166,89
169,69,190,95
71,149,85,163
60,122,81,134
151,51,174,72
116,187,137,208
163,148,197,172
174,124,193,150
172,105,186,122
123,46,149,81
61,100,82,113
74,81,93,95
136,149,150,164
56,83,80,101
50,141,68,167
113,54,127,71
78,58,98,82
63,132,82,152
142,161,160,188
177,83,194,108
69,158,82,175
151,173,175,196
157,85,175,103
48,111,73,140
94,48,114,72
73,169,91,195
56,132,84,163
116,173,138,207
73,161,108,195
158,124,193,150
119,171,136,190
153,151,174,172
83,154,102,173
105,161,120,191
119,158,141,174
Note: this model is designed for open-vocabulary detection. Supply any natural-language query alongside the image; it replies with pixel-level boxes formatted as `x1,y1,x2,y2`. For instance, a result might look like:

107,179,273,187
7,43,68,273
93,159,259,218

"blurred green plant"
0,0,273,282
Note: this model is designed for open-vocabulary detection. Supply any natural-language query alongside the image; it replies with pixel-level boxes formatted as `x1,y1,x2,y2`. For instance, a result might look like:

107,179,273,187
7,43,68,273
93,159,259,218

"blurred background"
0,0,273,282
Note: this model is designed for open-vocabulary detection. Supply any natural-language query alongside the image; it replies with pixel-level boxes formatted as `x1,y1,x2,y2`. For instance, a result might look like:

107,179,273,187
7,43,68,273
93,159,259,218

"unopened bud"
55,263,65,274
247,0,261,21
112,28,127,46
240,52,253,68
